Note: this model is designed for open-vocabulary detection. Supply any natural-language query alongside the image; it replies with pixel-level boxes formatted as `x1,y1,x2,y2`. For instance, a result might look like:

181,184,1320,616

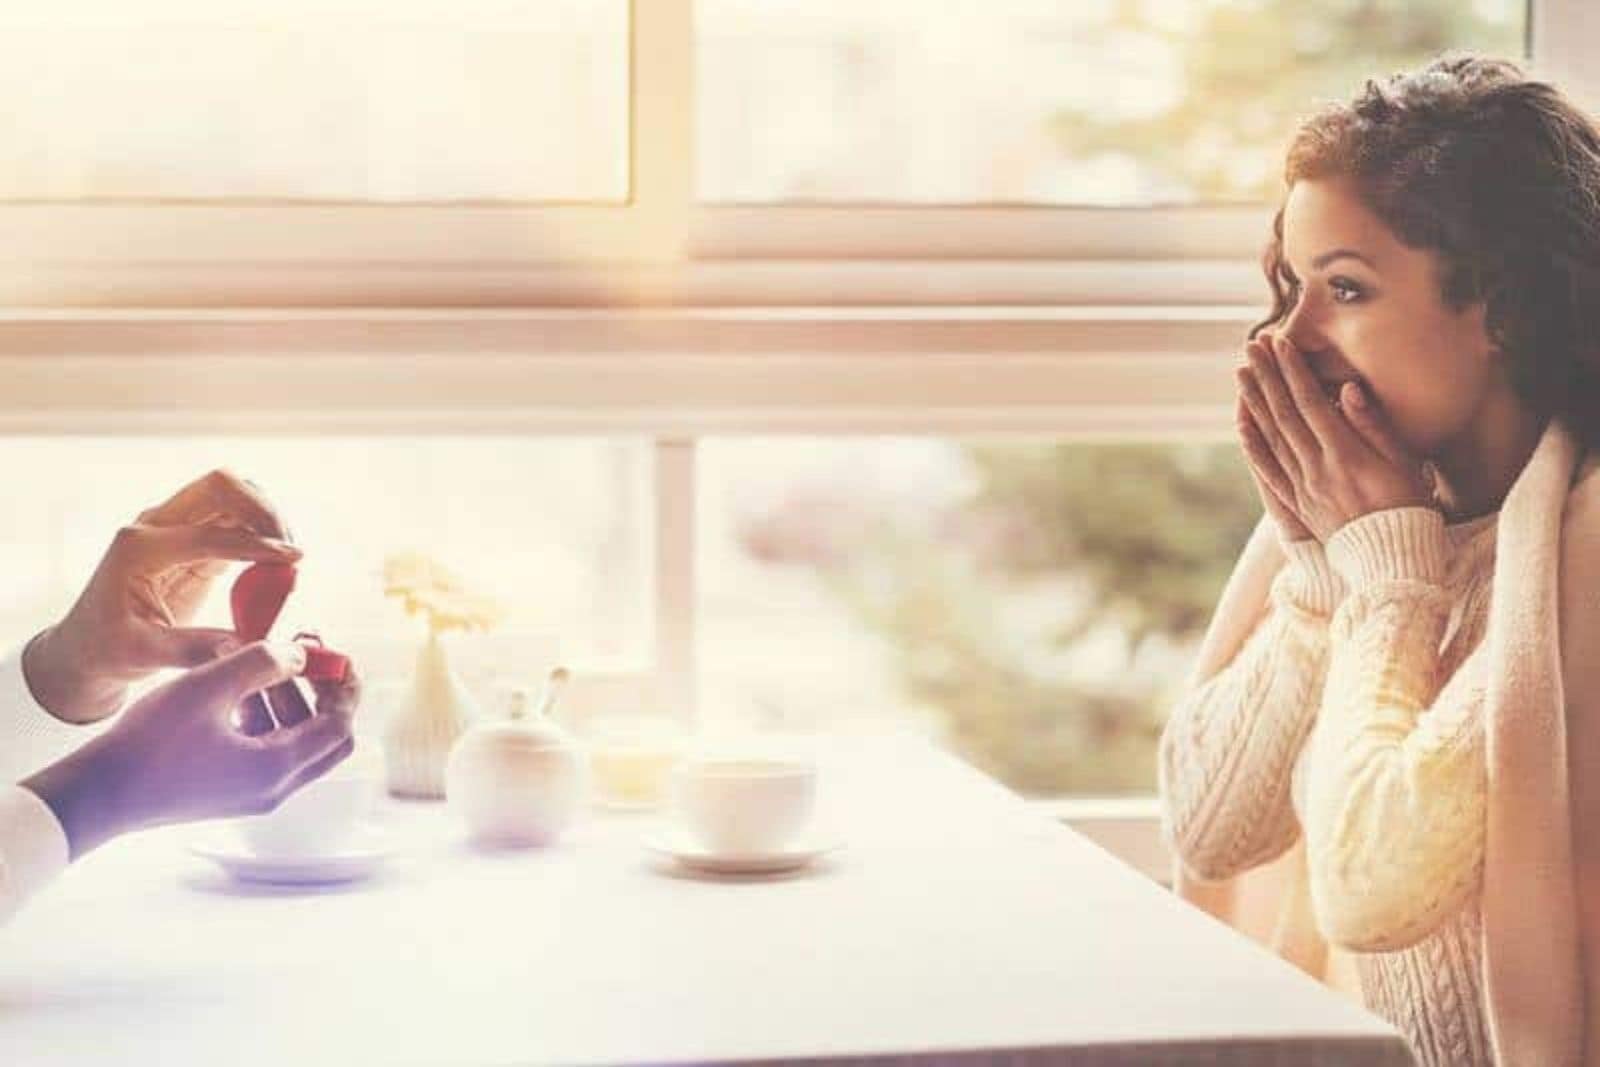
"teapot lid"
480,687,574,749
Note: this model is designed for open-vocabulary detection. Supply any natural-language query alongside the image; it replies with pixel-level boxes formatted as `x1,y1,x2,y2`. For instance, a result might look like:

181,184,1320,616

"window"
0,1,1563,298
698,0,1528,206
0,0,628,203
698,437,1255,797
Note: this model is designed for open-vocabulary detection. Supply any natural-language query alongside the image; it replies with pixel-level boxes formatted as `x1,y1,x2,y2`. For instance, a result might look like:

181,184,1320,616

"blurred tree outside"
735,1,1524,796
1052,0,1525,201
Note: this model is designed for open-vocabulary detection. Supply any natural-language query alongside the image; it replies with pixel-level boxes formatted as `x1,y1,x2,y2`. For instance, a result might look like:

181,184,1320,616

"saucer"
644,828,841,874
189,825,394,885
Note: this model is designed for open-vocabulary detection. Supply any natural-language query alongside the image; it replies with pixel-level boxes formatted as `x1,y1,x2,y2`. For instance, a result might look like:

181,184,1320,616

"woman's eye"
1329,277,1365,304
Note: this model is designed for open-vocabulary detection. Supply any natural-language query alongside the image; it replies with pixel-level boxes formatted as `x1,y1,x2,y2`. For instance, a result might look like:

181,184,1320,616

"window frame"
0,0,691,305
0,1,1581,307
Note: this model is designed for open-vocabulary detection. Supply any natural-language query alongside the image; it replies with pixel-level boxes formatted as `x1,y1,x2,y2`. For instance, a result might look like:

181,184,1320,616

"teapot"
444,670,589,847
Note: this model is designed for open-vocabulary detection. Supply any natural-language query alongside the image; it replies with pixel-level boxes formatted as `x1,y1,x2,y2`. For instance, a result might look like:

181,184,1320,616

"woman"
1159,54,1600,1067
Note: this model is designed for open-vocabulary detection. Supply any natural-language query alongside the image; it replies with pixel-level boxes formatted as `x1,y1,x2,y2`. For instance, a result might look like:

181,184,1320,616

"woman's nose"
1279,300,1325,355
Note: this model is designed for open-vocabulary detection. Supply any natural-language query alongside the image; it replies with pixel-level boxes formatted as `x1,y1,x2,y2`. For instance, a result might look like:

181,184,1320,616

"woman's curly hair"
1255,53,1600,448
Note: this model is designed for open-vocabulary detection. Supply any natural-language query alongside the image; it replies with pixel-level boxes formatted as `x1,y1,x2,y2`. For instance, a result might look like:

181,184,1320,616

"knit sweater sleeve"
1302,506,1487,953
1158,536,1343,882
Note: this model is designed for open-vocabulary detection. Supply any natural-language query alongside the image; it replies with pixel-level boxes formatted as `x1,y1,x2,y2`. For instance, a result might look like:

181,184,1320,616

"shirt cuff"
0,784,69,924
1326,507,1451,591
0,641,105,786
1276,537,1345,616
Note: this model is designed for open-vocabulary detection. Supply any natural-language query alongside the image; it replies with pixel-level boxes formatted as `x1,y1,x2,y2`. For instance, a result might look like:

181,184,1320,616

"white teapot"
444,671,589,847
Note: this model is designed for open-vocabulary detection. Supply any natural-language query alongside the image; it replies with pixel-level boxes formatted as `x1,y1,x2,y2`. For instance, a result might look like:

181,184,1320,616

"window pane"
698,1,1527,205
698,438,1258,797
0,436,651,706
0,1,628,202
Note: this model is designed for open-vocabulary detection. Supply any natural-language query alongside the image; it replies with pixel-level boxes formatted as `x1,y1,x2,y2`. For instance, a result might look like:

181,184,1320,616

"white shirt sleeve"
0,640,107,785
0,784,69,925
0,640,87,924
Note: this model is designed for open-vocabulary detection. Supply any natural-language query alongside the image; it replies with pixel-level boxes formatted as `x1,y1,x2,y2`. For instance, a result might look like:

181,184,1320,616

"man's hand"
23,470,301,724
21,642,361,858
1236,332,1434,543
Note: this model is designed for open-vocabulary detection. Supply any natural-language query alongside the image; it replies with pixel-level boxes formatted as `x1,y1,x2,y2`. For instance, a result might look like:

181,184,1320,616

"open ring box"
230,562,352,684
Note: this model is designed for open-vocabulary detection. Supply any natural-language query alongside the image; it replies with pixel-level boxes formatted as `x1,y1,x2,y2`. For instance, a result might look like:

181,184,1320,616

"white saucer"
645,828,841,874
189,825,394,885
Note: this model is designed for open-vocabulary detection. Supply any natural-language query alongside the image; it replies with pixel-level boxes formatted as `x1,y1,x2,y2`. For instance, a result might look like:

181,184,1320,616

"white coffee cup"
235,775,374,859
671,757,817,855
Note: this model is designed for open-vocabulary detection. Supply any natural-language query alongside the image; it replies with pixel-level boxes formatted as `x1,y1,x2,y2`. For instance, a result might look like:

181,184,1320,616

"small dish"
189,824,394,885
644,827,841,875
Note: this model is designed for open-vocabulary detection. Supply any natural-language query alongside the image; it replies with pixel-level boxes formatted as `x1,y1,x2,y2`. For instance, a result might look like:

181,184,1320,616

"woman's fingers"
1274,334,1348,444
1236,364,1299,478
1239,402,1299,505
1341,381,1411,465
1247,336,1320,466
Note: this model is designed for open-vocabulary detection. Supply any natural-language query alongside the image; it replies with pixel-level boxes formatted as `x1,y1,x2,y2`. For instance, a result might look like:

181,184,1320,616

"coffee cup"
235,774,373,859
671,756,816,855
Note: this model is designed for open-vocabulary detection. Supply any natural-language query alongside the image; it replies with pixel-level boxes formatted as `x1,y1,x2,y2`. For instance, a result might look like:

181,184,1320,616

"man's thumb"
136,625,242,670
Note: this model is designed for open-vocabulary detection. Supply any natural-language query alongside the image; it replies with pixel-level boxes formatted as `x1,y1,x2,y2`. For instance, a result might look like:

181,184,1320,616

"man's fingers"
128,623,241,671
115,522,300,574
139,469,290,541
274,738,356,801
182,641,307,709
237,692,278,736
248,709,354,786
309,666,362,725
265,679,315,729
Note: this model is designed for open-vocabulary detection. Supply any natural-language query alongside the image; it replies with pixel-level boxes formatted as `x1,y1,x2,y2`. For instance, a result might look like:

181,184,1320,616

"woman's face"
1274,176,1495,454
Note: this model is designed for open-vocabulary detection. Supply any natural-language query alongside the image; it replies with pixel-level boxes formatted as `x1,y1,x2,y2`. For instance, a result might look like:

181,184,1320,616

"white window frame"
4,1,1588,307
0,0,693,305
0,1,1595,875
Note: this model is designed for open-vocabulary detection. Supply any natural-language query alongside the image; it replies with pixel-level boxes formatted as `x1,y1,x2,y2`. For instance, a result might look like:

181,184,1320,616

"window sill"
0,304,1258,434
0,256,1266,309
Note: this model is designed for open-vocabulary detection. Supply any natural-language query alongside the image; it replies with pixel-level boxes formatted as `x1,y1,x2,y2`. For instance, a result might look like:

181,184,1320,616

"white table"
0,738,1413,1066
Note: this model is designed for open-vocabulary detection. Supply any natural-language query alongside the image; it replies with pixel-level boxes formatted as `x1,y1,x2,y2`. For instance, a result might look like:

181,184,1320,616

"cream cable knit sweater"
1161,505,1501,1067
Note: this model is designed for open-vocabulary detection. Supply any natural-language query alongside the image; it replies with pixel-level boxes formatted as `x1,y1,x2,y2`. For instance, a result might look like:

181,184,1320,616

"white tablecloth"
0,737,1413,1066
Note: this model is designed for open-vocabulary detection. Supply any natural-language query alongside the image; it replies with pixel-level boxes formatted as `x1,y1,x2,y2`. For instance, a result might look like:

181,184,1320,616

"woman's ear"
1459,300,1503,371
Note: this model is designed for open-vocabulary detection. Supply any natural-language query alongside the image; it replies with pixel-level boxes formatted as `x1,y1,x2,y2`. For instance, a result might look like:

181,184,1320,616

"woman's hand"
21,641,361,859
1236,332,1434,543
1235,336,1315,543
22,470,301,724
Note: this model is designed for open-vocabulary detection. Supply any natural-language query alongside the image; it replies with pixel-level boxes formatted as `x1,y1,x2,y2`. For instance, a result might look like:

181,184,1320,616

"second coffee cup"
671,756,817,855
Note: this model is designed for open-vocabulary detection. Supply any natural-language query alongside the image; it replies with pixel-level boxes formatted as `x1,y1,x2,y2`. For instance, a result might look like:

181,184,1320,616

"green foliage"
825,443,1258,796
1052,0,1524,201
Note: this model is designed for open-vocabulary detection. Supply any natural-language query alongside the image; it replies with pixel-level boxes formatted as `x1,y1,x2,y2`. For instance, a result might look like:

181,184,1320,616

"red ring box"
230,562,351,684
